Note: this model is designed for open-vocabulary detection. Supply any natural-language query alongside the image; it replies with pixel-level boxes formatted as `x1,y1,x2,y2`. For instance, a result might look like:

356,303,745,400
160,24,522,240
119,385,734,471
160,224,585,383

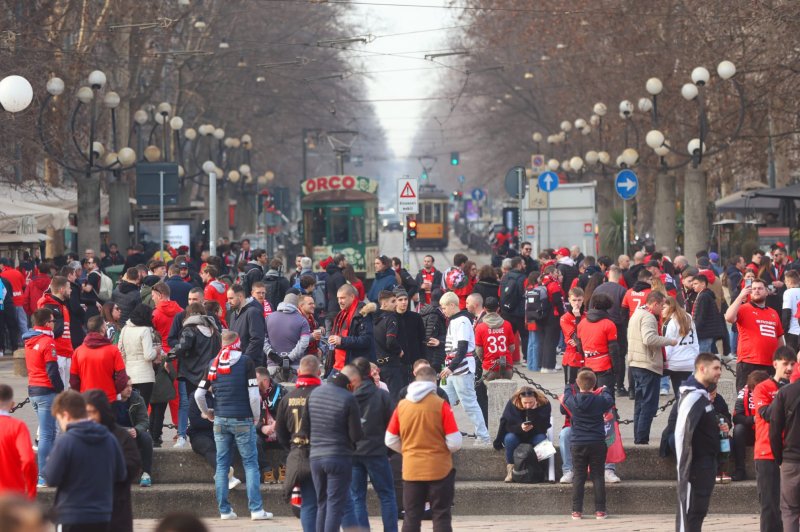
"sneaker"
139,472,152,487
616,387,628,396
474,439,493,447
220,511,238,520
153,439,162,448
540,368,557,374
660,388,669,396
604,470,621,483
229,476,242,490
262,469,276,484
36,477,47,488
595,511,608,519
174,436,188,448
571,512,582,520
720,472,732,483
251,510,273,520
559,471,573,484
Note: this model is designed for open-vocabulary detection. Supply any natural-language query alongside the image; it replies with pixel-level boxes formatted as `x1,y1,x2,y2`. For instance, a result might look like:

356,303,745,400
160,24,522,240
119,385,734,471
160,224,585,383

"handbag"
604,410,626,464
534,439,557,461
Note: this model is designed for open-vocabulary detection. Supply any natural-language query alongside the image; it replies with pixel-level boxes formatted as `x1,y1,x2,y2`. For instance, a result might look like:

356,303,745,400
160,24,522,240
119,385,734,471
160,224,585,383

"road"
379,228,492,272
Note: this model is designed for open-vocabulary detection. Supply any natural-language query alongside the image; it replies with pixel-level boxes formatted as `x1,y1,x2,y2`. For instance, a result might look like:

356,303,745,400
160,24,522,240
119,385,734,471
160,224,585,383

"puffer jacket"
118,321,158,384
692,288,727,341
366,269,398,303
112,281,141,327
152,300,183,353
327,302,376,374
352,379,394,457
472,279,500,304
373,308,402,362
627,306,673,375
115,390,150,435
168,314,221,385
420,304,446,369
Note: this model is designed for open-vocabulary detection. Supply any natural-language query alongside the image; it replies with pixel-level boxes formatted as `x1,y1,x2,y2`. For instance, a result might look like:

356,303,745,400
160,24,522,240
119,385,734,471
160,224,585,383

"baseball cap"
178,261,189,268
485,296,500,312
556,247,570,257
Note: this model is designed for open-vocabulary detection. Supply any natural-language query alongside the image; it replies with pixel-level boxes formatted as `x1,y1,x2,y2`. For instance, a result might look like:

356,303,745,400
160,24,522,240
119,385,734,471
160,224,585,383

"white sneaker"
660,388,669,396
220,511,238,520
174,436,188,448
251,510,273,520
604,470,621,483
227,466,241,490
560,471,573,484
474,439,493,447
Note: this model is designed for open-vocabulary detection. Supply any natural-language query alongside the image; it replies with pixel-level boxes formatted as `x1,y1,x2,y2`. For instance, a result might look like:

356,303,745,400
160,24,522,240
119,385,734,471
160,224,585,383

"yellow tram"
411,184,449,250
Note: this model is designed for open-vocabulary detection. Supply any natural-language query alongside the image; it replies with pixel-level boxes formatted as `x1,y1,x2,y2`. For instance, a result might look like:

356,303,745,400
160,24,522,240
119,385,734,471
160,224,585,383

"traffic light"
421,171,428,180
451,190,463,201
450,151,460,166
406,216,417,241
200,219,210,243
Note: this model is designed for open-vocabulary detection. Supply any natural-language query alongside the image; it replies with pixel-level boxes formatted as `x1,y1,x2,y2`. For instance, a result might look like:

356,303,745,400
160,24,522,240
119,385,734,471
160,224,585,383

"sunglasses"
520,391,537,397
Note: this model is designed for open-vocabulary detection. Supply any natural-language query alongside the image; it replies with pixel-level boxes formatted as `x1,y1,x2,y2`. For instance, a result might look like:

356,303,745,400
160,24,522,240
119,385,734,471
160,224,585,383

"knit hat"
393,287,409,299
283,293,299,307
319,256,333,269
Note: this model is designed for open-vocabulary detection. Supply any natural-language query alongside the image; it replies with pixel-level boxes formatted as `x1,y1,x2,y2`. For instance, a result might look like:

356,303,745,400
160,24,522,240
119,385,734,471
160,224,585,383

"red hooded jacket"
36,292,72,358
23,273,50,316
153,300,183,353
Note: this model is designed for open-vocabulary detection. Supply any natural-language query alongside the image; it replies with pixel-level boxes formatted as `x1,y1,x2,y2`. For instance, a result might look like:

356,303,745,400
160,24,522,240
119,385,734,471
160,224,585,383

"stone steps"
146,446,755,484
35,480,759,518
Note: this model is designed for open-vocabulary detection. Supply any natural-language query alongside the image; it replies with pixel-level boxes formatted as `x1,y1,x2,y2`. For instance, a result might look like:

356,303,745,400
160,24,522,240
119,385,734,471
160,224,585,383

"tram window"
364,207,376,243
432,203,442,223
330,207,350,244
312,208,327,245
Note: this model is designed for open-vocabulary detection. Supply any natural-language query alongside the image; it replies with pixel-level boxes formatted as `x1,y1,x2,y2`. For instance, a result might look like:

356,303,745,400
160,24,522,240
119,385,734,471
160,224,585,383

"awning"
0,183,110,217
0,233,51,243
0,198,70,232
749,183,800,200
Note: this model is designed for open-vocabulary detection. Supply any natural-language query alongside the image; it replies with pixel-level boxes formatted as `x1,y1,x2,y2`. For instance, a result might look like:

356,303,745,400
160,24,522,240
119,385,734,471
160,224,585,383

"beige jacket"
626,307,673,375
118,321,158,384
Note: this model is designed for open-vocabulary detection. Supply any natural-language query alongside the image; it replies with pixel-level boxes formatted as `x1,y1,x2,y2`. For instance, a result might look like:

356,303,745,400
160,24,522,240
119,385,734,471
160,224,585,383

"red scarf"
207,338,241,381
332,303,359,370
421,268,436,304
295,375,322,387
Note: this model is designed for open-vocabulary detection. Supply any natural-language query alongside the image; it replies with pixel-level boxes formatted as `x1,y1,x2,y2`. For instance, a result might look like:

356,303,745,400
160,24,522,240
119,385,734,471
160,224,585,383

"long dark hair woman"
472,265,500,302
492,386,551,482
83,389,141,532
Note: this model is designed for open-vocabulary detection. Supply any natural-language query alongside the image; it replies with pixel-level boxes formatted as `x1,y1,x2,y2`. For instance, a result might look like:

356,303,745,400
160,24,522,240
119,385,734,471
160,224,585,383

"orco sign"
300,175,378,196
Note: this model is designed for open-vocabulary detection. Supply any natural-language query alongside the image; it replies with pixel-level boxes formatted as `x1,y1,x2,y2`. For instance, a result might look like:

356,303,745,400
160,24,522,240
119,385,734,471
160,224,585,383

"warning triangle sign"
400,182,416,198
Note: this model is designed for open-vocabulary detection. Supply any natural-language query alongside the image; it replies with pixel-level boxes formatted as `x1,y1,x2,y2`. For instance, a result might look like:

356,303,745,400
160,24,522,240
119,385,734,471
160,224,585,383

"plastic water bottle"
719,416,730,453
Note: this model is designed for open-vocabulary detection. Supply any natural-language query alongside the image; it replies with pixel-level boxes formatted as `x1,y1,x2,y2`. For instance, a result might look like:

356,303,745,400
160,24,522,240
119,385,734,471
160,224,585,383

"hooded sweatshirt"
44,420,126,525
169,314,221,385
561,384,614,444
265,302,311,367
37,292,72,358
474,312,515,371
576,309,618,373
153,299,183,353
24,328,63,396
373,308,402,362
353,379,394,457
385,380,462,481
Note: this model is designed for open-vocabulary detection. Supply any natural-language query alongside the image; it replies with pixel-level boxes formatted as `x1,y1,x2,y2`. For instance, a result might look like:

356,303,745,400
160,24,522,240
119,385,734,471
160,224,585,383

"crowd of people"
0,239,798,531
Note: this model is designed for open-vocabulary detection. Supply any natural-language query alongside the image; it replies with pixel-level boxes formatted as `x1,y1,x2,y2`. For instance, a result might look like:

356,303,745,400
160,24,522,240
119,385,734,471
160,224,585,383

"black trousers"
403,468,455,532
756,459,782,532
133,429,153,475
380,362,408,402
132,382,153,407
614,323,628,389
60,523,109,532
680,459,716,532
541,316,561,370
736,362,774,391
664,369,692,401
150,402,168,444
596,370,616,402
571,441,606,513
564,365,580,386
257,437,287,473
190,430,242,471
733,424,755,476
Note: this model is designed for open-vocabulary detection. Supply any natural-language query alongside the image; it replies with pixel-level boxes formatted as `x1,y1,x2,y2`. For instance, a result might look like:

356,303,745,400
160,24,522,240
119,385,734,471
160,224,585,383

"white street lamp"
593,102,607,116
621,148,639,167
570,156,584,171
691,67,710,86
645,130,665,150
681,83,698,101
645,77,663,96
717,60,736,80
585,150,599,165
46,77,65,97
0,75,33,113
87,70,107,89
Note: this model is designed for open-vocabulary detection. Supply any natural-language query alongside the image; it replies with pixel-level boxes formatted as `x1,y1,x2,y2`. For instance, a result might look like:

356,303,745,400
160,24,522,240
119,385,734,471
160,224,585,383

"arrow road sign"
615,169,639,200
471,188,485,201
538,171,559,193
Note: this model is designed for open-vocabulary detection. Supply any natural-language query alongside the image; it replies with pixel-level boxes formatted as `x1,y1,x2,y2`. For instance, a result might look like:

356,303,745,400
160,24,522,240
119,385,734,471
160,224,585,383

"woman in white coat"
118,303,160,406
661,296,700,400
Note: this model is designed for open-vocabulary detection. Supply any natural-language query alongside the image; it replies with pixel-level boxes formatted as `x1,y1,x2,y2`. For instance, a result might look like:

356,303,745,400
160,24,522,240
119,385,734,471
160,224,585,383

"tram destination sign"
301,175,378,196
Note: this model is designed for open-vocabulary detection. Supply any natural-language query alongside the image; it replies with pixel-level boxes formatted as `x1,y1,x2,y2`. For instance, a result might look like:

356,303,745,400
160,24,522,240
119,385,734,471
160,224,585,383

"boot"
504,463,514,483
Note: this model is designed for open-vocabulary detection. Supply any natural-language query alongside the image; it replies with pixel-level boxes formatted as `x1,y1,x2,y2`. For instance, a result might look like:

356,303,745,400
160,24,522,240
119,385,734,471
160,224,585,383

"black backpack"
500,275,523,315
511,443,545,483
264,275,287,310
524,285,551,323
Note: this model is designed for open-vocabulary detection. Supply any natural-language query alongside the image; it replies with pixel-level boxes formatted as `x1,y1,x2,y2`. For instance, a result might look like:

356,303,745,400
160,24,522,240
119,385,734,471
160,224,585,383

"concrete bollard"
717,378,737,407
486,379,519,439
13,348,27,378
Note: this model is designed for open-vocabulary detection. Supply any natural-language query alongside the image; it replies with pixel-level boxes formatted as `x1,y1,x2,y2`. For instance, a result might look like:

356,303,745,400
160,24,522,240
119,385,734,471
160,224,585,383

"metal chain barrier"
9,396,29,413
721,358,738,378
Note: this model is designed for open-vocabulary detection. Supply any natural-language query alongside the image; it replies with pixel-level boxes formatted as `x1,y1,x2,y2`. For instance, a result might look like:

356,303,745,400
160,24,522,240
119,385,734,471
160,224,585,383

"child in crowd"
561,369,614,520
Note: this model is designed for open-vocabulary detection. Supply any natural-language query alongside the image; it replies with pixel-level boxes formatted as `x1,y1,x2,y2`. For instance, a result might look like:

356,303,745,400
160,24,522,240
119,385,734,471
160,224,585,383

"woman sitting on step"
492,385,551,482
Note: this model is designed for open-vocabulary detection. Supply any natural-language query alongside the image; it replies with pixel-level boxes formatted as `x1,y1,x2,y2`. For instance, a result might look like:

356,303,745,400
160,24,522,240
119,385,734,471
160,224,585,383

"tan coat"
626,307,673,375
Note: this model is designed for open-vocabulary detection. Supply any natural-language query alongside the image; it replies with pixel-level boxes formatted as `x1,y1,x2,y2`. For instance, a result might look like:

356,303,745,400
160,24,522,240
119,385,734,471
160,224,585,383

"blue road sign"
458,175,465,184
538,171,559,193
471,188,485,201
615,169,639,200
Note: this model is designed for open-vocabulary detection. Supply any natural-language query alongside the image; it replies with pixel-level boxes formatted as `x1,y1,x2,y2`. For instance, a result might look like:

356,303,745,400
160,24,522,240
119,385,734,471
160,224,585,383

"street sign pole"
159,171,165,257
615,169,639,258
209,171,217,256
537,171,559,249
547,192,551,249
516,167,524,249
623,200,628,256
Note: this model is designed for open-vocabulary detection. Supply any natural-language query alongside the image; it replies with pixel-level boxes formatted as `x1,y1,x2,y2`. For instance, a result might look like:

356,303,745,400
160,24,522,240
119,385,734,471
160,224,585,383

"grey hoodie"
264,302,311,367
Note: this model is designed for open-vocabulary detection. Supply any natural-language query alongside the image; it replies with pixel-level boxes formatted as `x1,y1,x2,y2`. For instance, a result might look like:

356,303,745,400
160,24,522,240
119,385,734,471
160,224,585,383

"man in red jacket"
22,263,51,317
0,383,37,499
0,258,28,340
70,316,128,404
24,308,63,487
37,276,73,389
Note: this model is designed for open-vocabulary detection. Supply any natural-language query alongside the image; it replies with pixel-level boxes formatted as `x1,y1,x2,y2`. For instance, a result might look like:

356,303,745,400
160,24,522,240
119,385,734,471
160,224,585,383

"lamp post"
0,75,34,185
641,60,744,257
37,70,140,253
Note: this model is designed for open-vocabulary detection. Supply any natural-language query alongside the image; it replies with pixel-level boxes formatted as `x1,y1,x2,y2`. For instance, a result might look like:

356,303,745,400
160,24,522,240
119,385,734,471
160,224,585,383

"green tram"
300,175,379,278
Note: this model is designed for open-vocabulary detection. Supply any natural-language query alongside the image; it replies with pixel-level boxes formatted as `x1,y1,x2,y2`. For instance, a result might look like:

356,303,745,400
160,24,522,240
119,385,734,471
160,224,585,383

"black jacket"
493,400,552,449
115,390,150,435
167,310,222,349
770,380,800,464
472,279,500,304
500,269,526,318
726,265,744,303
561,385,614,444
67,281,86,348
263,270,290,312
165,275,192,309
228,298,266,365
326,264,347,315
168,315,221,385
112,281,141,327
352,380,394,456
397,267,419,299
522,255,539,276
109,425,141,532
557,262,579,293
692,288,726,341
414,268,443,304
397,310,426,365
420,304,447,369
305,377,364,460
333,302,376,370
373,309,402,362
592,281,627,326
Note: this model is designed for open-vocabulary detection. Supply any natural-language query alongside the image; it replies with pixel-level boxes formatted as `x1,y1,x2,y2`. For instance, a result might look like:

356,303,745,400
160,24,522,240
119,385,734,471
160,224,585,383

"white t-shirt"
782,287,800,335
445,314,476,374
663,318,699,373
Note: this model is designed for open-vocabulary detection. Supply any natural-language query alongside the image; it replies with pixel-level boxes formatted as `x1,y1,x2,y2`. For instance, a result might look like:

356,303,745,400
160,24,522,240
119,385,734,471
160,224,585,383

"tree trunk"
683,165,708,257
654,167,677,255
108,180,130,249
596,172,614,256
77,175,102,253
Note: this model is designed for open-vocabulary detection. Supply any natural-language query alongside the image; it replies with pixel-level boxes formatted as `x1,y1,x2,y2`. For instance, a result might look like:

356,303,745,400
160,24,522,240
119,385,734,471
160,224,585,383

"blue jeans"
559,426,615,473
300,477,318,532
660,376,670,393
698,337,715,353
342,455,398,532
30,393,56,479
441,372,490,441
526,329,542,371
503,432,546,464
178,381,188,438
311,456,353,532
730,328,738,355
631,367,662,444
15,306,27,341
213,417,263,515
